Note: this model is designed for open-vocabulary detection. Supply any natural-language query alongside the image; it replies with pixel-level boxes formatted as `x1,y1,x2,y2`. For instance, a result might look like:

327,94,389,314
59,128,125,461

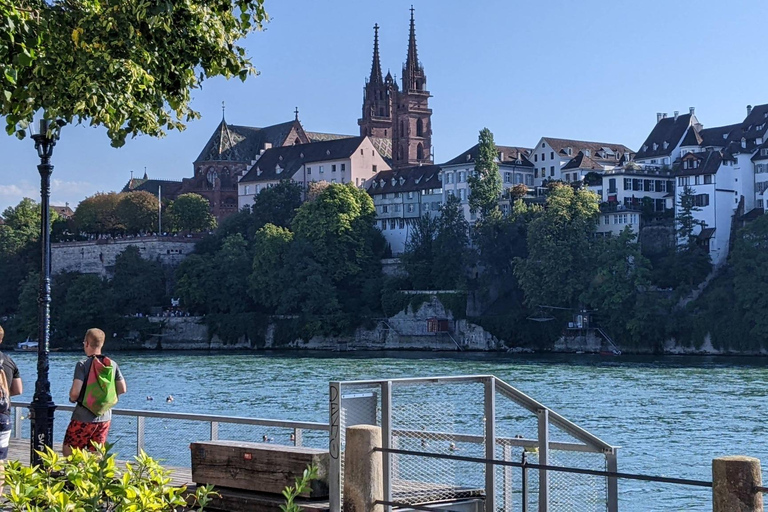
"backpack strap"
76,356,95,407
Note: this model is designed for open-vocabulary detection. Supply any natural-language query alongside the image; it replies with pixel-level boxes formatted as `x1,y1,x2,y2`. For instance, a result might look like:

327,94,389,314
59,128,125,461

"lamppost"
29,118,61,465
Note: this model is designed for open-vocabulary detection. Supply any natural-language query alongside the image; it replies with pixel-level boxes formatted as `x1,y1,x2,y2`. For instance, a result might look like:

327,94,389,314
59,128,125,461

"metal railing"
11,401,329,463
329,375,619,512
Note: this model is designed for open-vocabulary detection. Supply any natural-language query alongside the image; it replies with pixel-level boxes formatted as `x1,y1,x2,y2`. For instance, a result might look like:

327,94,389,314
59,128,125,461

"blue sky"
1,0,766,212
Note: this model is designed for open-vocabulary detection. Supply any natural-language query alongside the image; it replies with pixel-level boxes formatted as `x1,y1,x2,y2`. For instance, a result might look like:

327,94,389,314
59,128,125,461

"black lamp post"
29,118,61,465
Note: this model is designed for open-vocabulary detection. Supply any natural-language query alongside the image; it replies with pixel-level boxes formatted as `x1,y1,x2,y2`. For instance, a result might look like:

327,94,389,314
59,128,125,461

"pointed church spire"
369,23,383,84
222,101,226,121
402,6,424,92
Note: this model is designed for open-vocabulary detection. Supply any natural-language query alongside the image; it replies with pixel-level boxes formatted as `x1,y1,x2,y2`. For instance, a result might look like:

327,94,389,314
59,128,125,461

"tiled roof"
306,131,355,143
240,136,367,183
698,227,716,241
562,151,608,171
367,164,442,195
676,150,723,176
542,138,632,161
740,208,764,222
51,205,74,218
698,124,740,148
370,137,393,161
724,103,768,155
195,120,307,163
635,113,693,159
442,144,532,167
752,140,768,162
126,179,184,197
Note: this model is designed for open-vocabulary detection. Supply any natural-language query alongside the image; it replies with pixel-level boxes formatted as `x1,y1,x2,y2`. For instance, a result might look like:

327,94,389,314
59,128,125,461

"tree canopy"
468,128,501,217
167,193,216,233
1,0,267,146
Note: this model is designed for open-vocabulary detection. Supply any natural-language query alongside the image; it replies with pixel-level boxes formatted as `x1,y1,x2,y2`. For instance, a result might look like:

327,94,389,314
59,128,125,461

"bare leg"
62,444,72,457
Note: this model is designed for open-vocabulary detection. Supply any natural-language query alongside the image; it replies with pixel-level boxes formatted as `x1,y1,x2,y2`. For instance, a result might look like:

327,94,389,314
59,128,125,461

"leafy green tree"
676,185,705,244
116,191,159,234
401,214,439,289
2,0,267,146
173,254,214,314
249,224,293,309
74,192,124,234
251,180,303,231
515,184,600,309
168,193,216,233
112,246,166,314
432,195,470,289
732,215,768,343
468,128,502,217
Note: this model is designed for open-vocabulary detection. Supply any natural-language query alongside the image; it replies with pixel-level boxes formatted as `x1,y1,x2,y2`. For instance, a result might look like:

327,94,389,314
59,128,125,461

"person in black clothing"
0,324,22,492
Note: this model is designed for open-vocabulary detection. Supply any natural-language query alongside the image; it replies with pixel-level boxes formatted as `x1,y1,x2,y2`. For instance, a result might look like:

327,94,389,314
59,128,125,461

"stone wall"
52,237,199,277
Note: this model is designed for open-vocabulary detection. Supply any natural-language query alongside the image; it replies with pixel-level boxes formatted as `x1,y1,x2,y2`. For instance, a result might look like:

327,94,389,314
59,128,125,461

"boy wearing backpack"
0,324,22,461
63,328,127,456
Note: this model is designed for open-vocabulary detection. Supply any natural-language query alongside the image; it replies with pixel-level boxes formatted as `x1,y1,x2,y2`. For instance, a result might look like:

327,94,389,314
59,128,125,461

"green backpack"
77,355,118,416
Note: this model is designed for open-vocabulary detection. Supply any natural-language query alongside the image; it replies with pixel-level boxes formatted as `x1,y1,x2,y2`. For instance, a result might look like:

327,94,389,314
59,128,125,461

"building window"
551,151,554,159
381,220,387,230
541,153,545,161
693,194,710,207
608,178,617,194
526,175,533,186
373,165,377,173
550,166,555,176
417,143,424,160
407,204,415,213
604,215,609,225
307,167,311,175
504,172,511,183
446,172,453,184
534,154,538,162
341,163,346,172
459,171,465,183
332,164,337,172
389,219,396,229
534,169,539,178
394,204,401,212
381,205,388,213
331,179,337,183
704,175,713,184
319,166,324,173
758,199,764,209
399,218,405,229
460,189,467,201
416,119,424,137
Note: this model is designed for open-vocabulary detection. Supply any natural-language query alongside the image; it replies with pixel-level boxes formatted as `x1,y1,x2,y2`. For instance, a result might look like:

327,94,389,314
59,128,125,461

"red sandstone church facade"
123,9,433,221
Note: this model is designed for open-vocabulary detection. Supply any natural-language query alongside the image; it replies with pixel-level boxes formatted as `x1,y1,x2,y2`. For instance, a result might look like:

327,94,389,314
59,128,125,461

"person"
0,325,22,470
63,328,127,457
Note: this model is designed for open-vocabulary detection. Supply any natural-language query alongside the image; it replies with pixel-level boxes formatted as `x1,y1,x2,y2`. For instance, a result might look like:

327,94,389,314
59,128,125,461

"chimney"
689,107,695,116
662,113,668,119
657,112,663,123
263,142,273,150
747,105,753,116
674,111,679,121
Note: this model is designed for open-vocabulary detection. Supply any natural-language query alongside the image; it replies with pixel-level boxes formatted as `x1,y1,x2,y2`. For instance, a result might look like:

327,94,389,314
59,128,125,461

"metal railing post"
13,406,23,440
136,416,145,457
606,449,619,512
294,427,303,446
503,444,513,512
210,421,218,441
522,451,528,512
484,377,496,512
538,408,549,512
329,381,342,512
382,380,393,512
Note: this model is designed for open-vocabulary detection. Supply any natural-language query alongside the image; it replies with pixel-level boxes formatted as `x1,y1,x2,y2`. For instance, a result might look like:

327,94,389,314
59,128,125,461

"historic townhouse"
367,165,443,254
529,137,633,187
236,136,389,209
634,109,701,168
440,144,534,221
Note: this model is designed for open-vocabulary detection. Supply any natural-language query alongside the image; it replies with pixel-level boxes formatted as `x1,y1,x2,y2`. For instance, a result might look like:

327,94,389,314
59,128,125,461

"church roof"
195,119,306,163
442,144,532,167
305,131,356,143
240,136,368,183
122,178,184,197
370,136,393,161
367,164,442,195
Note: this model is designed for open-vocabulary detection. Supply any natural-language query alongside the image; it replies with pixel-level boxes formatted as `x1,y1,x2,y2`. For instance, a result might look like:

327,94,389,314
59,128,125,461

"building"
367,165,442,254
529,137,633,186
634,109,701,168
359,8,433,168
237,136,390,210
440,144,534,221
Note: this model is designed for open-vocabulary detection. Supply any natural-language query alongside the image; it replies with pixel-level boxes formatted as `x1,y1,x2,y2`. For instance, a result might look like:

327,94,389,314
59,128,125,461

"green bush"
4,444,217,511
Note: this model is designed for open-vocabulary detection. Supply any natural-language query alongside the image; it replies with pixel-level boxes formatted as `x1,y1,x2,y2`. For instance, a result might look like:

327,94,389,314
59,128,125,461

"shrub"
4,444,217,511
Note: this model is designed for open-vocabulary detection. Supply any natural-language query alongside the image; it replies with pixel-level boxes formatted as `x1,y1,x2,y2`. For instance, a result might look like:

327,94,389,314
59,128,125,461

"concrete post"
343,425,383,512
713,456,763,512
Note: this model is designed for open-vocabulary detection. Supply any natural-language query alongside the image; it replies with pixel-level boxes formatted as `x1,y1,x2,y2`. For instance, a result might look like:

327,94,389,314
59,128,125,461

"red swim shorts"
63,420,111,451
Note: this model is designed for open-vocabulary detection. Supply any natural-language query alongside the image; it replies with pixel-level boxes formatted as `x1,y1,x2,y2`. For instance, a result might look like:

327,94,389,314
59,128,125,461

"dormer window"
275,164,283,174
585,150,590,157
379,179,385,187
642,145,648,152
399,177,405,185
663,141,669,150
326,150,331,156
652,143,658,151
256,166,262,176
391,178,396,186
566,147,572,156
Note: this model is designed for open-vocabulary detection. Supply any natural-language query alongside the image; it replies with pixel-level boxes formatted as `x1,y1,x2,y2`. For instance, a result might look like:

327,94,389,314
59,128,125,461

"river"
7,350,768,511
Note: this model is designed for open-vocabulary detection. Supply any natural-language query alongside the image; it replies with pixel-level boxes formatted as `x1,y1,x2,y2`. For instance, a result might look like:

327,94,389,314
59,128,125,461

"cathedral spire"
402,6,424,92
369,23,383,84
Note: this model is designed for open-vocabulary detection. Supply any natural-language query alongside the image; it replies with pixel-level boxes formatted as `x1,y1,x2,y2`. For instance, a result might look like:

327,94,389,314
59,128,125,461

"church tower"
393,7,432,167
359,24,395,139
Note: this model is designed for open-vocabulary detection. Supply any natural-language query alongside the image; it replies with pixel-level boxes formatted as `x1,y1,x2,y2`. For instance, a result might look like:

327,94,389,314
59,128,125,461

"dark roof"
722,104,768,155
240,137,367,183
676,150,723,176
442,144,532,167
305,131,355,143
752,140,768,162
195,120,306,163
542,138,632,161
122,178,184,197
697,124,740,148
51,205,74,218
698,227,716,241
367,165,442,195
635,113,693,159
562,151,607,171
740,208,764,222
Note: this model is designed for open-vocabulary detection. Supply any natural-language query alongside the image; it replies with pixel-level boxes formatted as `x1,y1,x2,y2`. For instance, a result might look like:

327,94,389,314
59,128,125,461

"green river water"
8,351,768,511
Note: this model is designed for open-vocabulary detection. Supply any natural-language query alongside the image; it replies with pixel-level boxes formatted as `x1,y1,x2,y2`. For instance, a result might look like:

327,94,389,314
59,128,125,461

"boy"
0,325,22,461
63,328,127,456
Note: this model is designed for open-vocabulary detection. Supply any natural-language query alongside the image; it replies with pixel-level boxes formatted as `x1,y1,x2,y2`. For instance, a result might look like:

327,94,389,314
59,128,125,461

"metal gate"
329,375,618,512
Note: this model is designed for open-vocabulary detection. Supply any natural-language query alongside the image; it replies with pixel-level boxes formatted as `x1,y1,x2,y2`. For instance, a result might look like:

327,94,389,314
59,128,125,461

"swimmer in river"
166,395,174,403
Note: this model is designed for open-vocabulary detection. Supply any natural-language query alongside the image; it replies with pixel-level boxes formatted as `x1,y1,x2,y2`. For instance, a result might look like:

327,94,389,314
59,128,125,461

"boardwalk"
7,438,194,488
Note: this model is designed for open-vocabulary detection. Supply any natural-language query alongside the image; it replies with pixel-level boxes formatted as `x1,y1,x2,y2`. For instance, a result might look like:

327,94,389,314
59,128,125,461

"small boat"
16,339,38,352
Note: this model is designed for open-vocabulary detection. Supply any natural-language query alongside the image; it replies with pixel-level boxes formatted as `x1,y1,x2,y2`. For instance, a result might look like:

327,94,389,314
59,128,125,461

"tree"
2,0,267,146
676,185,705,244
468,128,502,217
401,214,439,289
432,195,470,289
112,246,166,314
168,193,216,233
250,180,303,231
732,215,768,343
249,224,293,309
73,193,123,234
515,184,600,309
115,191,159,234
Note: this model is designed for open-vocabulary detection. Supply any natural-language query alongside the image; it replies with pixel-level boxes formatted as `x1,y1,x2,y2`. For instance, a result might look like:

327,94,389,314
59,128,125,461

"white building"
237,136,390,209
529,137,633,187
367,165,443,255
440,144,534,222
634,109,701,168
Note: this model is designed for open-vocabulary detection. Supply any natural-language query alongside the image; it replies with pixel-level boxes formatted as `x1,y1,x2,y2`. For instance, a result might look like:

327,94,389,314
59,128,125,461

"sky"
1,0,767,212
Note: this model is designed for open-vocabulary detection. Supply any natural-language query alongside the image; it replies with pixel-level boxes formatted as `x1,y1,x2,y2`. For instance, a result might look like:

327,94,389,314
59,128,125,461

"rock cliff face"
142,296,502,351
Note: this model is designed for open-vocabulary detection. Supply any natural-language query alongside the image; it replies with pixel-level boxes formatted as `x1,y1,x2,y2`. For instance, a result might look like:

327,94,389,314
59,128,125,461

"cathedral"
358,7,433,168
124,8,433,219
